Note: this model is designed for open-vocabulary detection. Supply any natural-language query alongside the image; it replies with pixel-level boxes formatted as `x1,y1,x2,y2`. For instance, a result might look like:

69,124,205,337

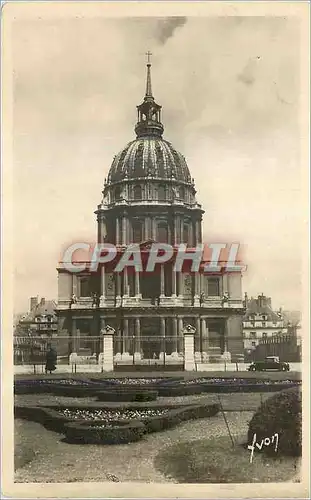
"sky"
12,15,303,313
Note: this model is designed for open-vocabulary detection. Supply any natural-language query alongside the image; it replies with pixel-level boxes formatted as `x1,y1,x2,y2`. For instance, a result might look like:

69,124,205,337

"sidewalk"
14,362,302,376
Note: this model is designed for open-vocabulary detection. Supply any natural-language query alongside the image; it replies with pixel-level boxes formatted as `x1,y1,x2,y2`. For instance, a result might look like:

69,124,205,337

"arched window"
179,186,185,200
132,221,143,243
183,223,189,243
157,222,168,243
158,185,166,201
133,185,142,200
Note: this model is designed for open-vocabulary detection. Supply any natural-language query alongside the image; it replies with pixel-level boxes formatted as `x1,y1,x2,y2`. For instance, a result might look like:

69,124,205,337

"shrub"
248,386,302,457
96,390,158,402
144,404,220,433
64,419,146,445
157,384,205,397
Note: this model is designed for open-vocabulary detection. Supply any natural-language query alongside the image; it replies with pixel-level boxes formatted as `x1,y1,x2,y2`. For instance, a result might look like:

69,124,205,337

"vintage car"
248,356,290,372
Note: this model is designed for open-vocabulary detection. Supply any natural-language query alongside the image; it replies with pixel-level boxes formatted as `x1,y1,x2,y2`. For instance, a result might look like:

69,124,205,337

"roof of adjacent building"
244,294,282,321
20,299,57,323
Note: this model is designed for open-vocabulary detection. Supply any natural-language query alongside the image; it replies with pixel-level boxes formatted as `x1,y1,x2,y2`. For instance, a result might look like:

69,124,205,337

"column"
178,317,183,353
160,264,165,297
116,218,120,245
123,318,129,354
222,273,228,295
189,223,194,247
201,318,209,359
123,268,129,297
160,317,166,358
72,274,78,296
173,217,178,245
172,266,177,298
144,217,150,240
152,218,157,240
177,272,183,297
101,265,106,299
194,272,200,305
135,270,141,297
116,273,121,299
135,318,141,357
199,272,204,296
172,317,178,353
160,317,166,336
195,317,201,353
101,219,107,243
122,216,127,245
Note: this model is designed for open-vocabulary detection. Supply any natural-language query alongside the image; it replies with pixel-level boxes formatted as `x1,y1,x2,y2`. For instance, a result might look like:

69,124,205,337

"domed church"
56,58,245,370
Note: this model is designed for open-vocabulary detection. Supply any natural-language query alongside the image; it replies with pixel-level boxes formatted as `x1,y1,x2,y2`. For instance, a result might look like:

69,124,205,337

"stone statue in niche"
172,185,179,200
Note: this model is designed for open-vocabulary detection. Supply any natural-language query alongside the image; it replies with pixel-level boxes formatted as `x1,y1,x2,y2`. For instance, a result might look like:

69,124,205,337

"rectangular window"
79,276,91,297
207,278,220,296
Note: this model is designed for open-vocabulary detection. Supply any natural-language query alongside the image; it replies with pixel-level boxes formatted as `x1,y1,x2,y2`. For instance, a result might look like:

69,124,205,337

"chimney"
30,296,38,312
40,297,46,306
257,295,262,308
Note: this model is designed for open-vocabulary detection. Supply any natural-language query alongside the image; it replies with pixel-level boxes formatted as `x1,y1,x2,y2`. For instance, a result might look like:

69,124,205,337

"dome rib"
107,137,191,184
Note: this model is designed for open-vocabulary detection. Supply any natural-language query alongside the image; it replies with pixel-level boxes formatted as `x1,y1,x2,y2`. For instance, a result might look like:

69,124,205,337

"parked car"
248,356,290,372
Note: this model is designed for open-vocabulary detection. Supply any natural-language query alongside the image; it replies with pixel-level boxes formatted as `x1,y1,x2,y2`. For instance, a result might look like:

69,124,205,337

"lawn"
155,436,300,483
15,391,272,411
14,405,301,483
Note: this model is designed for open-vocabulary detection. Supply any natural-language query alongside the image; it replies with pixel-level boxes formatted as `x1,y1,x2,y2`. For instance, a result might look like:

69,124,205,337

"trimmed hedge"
15,402,220,442
248,386,302,457
15,405,72,433
201,382,299,394
96,390,158,402
157,384,205,397
64,419,146,444
14,379,103,397
143,403,220,433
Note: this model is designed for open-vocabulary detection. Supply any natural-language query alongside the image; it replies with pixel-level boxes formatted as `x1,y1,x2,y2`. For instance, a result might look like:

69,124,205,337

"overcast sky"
12,15,302,313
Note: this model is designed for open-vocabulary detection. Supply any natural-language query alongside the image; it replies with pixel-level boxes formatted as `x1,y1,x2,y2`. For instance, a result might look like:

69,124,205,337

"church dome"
107,137,192,184
106,57,192,186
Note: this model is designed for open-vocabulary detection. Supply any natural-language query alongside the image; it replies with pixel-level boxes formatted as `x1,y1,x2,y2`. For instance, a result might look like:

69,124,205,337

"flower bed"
14,378,103,397
15,402,220,444
89,377,183,386
64,419,146,445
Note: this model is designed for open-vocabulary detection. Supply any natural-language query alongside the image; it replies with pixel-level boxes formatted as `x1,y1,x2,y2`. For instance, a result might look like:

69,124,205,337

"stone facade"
56,61,245,368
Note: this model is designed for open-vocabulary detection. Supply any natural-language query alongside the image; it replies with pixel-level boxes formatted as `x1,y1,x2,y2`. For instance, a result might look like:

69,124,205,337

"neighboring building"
243,293,287,352
15,297,58,337
14,297,58,364
56,60,245,368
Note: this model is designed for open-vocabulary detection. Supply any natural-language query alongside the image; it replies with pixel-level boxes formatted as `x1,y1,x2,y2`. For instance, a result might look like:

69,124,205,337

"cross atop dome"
135,53,164,138
145,51,153,98
145,51,152,64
